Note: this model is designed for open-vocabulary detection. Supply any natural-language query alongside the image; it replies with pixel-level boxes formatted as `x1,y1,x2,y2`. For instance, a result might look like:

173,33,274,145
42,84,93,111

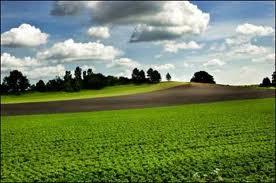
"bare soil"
1,83,275,116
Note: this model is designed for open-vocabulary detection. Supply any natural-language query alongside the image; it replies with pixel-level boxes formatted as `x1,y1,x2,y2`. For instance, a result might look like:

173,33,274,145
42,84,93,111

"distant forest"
1,67,275,95
0,67,167,95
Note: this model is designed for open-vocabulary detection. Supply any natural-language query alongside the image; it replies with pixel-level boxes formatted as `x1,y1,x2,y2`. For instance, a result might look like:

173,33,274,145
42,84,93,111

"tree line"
0,67,168,95
1,67,274,95
259,71,276,87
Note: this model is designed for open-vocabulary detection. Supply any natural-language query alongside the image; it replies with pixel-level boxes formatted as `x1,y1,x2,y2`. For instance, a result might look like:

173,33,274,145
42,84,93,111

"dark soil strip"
1,83,275,116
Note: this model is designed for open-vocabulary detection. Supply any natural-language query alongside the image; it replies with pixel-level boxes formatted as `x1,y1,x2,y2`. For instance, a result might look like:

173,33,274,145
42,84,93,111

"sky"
1,1,275,85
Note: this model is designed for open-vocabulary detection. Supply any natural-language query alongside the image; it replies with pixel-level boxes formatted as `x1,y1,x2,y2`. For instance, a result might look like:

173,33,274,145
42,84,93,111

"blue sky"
1,1,275,85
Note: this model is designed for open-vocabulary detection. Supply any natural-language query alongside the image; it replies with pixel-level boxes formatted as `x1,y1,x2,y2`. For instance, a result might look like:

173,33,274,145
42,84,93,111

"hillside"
1,81,185,104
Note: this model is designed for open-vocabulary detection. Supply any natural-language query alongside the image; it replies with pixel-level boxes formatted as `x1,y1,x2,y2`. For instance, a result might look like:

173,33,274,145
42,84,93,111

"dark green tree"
260,77,271,87
63,71,74,92
139,70,146,83
87,68,93,76
190,71,215,84
46,77,64,91
74,66,82,91
0,83,8,94
151,70,161,83
272,71,276,87
35,80,46,92
132,68,140,83
147,68,154,83
2,70,30,94
166,73,171,81
147,68,161,83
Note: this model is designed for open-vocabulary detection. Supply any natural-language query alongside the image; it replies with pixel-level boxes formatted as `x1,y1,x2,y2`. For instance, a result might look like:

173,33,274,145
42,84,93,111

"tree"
272,71,276,87
260,77,271,87
139,70,146,83
118,76,131,84
35,80,46,92
2,70,30,94
74,66,82,91
190,71,215,84
147,68,161,83
87,73,106,89
63,71,74,92
0,83,8,94
151,70,161,83
166,73,171,81
46,77,64,91
147,68,154,83
87,68,93,76
132,68,140,83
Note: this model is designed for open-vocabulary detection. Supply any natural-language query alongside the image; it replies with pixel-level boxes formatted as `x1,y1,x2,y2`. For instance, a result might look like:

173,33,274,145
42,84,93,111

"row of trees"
0,67,168,94
259,71,276,87
1,67,274,95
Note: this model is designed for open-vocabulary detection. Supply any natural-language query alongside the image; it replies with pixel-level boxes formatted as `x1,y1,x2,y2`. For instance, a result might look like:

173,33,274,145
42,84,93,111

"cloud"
25,65,66,80
107,58,140,69
154,54,162,59
51,1,209,42
203,58,225,67
225,35,251,46
209,42,226,51
80,65,96,72
1,24,48,47
162,40,203,53
36,39,122,62
51,1,84,16
1,53,65,81
152,63,175,70
87,26,110,39
234,43,267,55
1,53,40,72
115,69,133,78
236,23,274,36
252,53,275,63
183,63,194,68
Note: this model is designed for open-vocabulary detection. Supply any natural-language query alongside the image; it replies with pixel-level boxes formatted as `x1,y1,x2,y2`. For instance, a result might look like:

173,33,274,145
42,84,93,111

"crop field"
1,81,184,104
1,98,275,182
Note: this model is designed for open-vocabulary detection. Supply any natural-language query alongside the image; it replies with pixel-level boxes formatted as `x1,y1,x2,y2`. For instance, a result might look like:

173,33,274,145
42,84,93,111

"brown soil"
1,83,275,116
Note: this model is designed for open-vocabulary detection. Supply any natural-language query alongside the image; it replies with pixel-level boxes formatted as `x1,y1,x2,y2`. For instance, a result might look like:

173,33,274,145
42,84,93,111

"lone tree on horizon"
166,73,171,81
260,77,271,87
190,71,215,84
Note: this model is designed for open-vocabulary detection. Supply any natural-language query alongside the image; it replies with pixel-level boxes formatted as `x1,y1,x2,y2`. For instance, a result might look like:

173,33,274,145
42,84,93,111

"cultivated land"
1,98,275,182
1,83,274,116
1,81,184,104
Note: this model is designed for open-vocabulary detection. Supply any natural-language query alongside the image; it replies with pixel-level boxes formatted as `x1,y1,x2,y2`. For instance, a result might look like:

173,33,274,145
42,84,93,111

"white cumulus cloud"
152,63,175,70
162,40,203,53
26,65,66,80
1,53,40,72
203,59,225,67
236,23,274,36
36,39,122,62
234,43,267,55
107,58,140,69
1,53,65,81
1,23,48,47
87,26,110,39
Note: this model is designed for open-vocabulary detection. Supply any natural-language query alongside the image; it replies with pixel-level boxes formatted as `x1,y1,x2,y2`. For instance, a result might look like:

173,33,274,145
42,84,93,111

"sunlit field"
1,82,184,104
2,98,274,182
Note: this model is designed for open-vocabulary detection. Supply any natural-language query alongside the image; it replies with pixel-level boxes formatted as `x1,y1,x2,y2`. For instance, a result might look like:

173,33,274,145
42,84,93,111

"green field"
1,81,184,104
1,98,275,182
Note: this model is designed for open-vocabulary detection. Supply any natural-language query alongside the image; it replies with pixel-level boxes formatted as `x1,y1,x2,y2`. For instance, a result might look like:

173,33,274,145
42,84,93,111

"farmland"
1,81,184,104
1,98,275,182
